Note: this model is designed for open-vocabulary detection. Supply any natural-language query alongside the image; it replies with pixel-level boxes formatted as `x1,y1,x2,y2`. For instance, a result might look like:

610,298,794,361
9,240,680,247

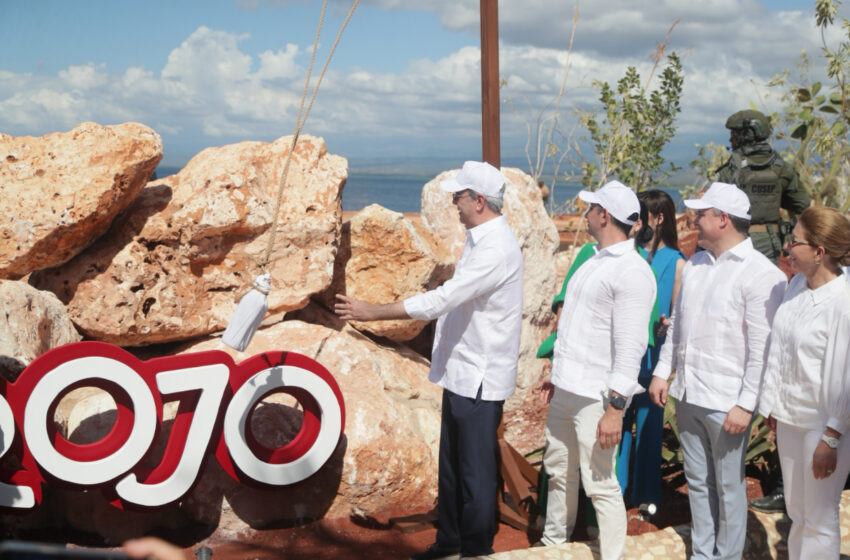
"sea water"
342,174,684,213
155,166,682,214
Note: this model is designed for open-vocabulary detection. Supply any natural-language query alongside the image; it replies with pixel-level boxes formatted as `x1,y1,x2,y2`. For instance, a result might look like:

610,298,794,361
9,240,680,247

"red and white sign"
0,342,345,510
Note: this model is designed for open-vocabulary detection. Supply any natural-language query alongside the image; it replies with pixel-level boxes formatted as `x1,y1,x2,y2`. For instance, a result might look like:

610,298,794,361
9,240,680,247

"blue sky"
0,0,841,177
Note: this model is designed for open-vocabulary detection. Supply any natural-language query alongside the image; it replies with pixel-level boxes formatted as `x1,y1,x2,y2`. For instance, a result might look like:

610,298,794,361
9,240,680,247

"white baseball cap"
440,161,506,198
684,182,751,220
577,180,640,225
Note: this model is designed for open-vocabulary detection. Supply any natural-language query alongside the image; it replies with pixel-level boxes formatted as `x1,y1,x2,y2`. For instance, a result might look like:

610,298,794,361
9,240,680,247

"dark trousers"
435,387,504,556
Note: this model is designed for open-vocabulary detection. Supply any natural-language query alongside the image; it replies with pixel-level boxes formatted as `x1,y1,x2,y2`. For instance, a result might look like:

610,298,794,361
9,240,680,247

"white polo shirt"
551,238,656,400
654,238,787,412
403,215,523,401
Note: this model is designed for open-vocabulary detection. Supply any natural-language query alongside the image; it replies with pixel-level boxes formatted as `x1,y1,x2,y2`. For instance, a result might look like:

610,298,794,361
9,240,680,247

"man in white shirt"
335,161,523,560
649,182,787,560
538,181,656,560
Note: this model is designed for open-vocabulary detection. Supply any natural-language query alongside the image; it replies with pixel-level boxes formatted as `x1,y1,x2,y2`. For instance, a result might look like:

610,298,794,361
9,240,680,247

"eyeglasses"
452,190,470,202
786,234,818,248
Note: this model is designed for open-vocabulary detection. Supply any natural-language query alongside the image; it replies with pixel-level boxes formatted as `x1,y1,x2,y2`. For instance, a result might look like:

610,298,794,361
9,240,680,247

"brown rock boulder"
31,135,347,346
176,307,442,527
322,204,454,341
0,280,82,381
420,167,559,413
49,390,187,544
0,122,162,279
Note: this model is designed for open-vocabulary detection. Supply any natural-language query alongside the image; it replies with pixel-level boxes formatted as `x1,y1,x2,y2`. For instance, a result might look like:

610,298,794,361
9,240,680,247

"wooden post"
481,0,541,534
480,0,500,168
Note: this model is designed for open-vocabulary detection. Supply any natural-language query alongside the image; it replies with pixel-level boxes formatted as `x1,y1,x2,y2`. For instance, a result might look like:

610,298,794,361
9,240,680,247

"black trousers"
435,387,504,556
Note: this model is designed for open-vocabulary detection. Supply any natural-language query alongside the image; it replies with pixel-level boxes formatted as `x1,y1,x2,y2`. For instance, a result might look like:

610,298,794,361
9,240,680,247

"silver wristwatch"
821,434,840,449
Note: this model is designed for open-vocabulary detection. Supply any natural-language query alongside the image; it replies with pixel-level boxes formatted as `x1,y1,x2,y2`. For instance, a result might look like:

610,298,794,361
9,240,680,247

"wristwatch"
608,392,627,411
821,434,841,449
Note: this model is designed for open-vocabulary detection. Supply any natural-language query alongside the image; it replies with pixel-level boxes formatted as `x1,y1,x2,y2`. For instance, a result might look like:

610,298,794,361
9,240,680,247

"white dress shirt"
759,273,850,435
403,215,523,401
654,238,787,412
551,238,656,400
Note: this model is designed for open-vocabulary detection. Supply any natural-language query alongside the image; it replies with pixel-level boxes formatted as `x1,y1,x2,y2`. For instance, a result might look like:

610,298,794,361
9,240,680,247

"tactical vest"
724,151,784,224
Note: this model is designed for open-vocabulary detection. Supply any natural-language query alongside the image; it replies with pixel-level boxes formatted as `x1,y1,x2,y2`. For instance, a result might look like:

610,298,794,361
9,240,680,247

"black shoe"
749,491,786,513
410,544,461,560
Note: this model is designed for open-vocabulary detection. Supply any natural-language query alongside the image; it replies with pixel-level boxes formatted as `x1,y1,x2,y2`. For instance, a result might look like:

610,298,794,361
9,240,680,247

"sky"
0,0,845,179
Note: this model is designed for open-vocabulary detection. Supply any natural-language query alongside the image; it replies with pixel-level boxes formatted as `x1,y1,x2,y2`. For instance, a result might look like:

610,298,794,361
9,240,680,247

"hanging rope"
259,0,360,270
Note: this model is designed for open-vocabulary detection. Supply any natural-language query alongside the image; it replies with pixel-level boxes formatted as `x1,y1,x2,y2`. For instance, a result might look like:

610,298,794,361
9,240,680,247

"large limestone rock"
31,135,347,346
0,280,81,380
0,122,162,279
40,311,439,540
176,307,442,528
420,167,560,410
321,204,454,341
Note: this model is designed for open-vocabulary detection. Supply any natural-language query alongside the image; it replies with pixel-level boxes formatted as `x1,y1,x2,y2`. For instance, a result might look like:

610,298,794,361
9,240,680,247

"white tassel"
222,274,271,351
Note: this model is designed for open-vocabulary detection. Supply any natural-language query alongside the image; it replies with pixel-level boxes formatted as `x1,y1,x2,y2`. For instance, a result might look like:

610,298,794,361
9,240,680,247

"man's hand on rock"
335,294,372,321
335,295,409,322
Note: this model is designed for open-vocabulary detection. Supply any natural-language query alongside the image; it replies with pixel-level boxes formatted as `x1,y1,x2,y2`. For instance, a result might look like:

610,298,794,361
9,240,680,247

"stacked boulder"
0,122,559,543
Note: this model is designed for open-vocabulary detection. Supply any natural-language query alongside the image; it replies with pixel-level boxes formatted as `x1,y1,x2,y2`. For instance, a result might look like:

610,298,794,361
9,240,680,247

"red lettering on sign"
0,342,344,510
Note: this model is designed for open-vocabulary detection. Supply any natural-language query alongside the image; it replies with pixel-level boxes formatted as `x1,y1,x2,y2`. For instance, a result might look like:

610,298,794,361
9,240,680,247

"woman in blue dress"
616,189,686,508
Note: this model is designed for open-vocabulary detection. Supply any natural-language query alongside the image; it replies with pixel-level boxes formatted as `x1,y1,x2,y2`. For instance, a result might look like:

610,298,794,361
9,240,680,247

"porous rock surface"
0,280,81,381
30,135,346,346
321,204,455,341
176,308,441,530
0,122,162,279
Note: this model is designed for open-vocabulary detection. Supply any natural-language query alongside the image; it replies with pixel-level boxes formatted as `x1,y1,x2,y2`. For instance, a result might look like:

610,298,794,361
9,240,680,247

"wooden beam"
480,0,500,168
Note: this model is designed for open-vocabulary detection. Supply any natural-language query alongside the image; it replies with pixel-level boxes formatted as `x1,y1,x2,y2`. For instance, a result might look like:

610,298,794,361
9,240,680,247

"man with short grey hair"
649,182,787,560
336,160,523,560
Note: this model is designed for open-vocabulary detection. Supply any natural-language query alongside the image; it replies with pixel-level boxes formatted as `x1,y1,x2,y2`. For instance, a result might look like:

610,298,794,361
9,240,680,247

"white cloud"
58,63,108,90
256,44,301,80
0,1,844,168
0,26,308,144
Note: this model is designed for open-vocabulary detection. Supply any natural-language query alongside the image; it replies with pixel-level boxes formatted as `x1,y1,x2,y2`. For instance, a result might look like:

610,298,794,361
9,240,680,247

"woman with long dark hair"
617,189,686,508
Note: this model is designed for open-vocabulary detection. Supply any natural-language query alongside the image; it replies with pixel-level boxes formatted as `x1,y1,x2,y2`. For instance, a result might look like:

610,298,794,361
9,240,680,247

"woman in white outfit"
759,206,850,559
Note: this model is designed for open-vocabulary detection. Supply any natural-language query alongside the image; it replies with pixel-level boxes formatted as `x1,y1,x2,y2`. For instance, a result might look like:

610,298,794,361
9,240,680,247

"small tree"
580,23,684,192
766,0,850,210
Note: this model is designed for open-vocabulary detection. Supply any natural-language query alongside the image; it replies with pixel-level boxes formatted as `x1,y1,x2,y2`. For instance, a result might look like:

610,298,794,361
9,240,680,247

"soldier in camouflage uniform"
715,110,810,264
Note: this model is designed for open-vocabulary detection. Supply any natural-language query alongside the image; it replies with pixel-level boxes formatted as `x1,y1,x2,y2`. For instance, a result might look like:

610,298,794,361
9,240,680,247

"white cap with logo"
440,161,506,199
577,180,640,225
684,182,751,220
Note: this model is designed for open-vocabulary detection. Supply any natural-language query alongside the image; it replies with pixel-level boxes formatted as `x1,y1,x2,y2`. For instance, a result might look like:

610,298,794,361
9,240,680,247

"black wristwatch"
608,392,626,411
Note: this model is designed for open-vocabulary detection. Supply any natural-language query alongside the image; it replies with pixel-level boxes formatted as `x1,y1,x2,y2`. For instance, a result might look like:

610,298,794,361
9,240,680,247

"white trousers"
777,421,850,560
542,388,626,560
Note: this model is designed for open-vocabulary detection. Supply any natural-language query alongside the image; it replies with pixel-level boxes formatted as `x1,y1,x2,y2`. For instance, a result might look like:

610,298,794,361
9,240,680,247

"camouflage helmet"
725,109,772,141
